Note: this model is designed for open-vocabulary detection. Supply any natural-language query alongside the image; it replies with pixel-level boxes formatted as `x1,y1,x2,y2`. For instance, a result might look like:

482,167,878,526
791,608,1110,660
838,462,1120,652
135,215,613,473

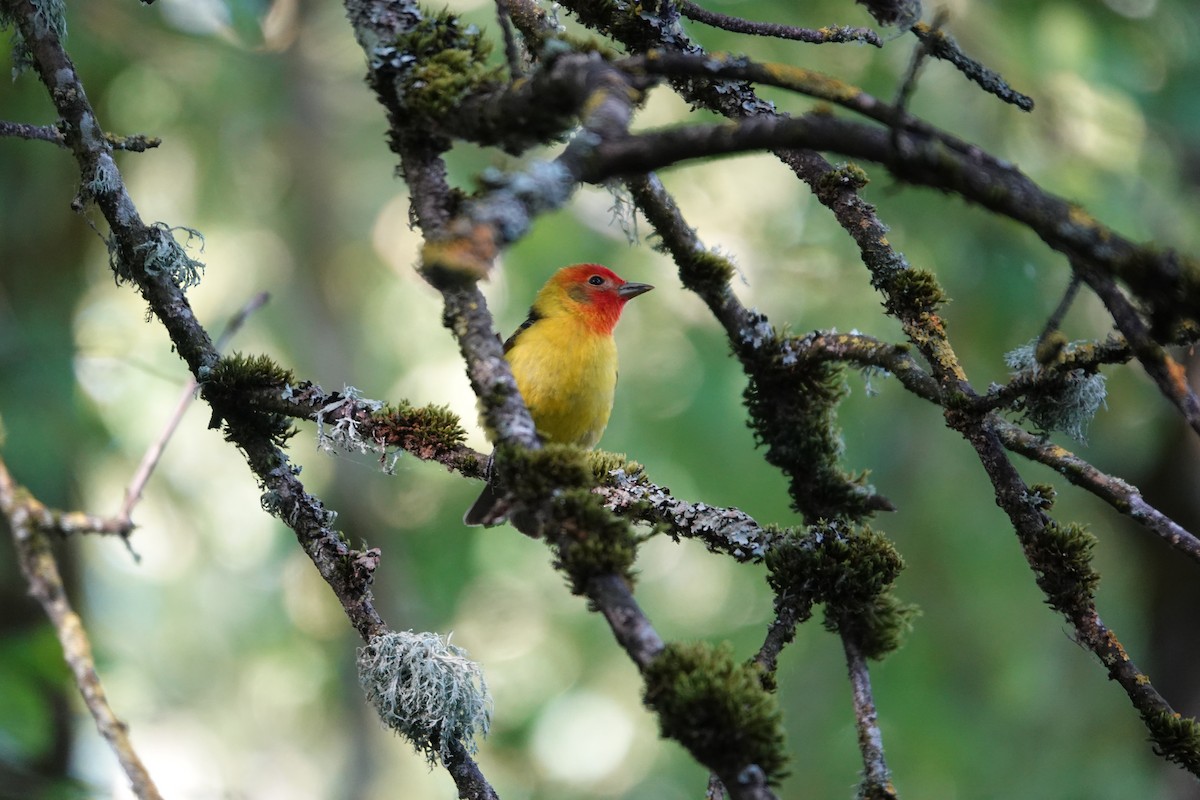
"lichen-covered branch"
0,457,162,800
0,118,162,150
599,465,781,562
0,118,62,145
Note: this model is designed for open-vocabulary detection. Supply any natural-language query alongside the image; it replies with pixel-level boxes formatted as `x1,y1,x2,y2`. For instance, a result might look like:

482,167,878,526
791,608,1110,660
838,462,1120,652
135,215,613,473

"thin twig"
894,10,942,117
910,21,1034,111
1,457,163,800
1036,273,1083,352
495,0,524,78
843,636,897,799
994,418,1200,566
0,120,162,151
116,291,269,527
679,1,881,47
0,119,63,145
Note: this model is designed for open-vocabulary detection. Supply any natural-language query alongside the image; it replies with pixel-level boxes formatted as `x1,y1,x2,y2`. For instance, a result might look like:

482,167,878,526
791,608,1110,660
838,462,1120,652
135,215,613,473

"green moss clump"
204,353,296,447
679,249,736,298
207,352,294,392
1025,520,1099,616
551,489,638,594
766,521,914,659
818,162,869,193
1142,709,1200,774
883,268,947,317
838,593,918,661
744,344,881,521
766,521,901,607
392,10,503,125
643,642,788,783
375,402,467,457
494,442,593,504
587,450,643,484
492,445,640,586
1025,483,1056,510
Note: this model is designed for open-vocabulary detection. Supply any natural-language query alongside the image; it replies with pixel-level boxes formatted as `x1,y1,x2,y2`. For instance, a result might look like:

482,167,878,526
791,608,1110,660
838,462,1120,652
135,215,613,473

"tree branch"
994,419,1200,566
0,119,161,150
1,457,162,800
948,410,1199,775
6,3,500,794
118,292,270,528
599,467,781,562
0,119,62,145
910,21,1034,111
1073,260,1200,435
580,113,1200,336
679,1,882,47
843,636,897,800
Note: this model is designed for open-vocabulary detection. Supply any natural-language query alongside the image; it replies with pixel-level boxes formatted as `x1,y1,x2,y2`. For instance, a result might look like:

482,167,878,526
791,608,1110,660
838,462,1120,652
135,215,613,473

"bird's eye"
588,275,604,286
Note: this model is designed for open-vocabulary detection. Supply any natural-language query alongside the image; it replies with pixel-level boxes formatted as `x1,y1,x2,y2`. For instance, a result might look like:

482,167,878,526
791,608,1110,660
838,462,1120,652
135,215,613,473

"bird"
464,264,653,526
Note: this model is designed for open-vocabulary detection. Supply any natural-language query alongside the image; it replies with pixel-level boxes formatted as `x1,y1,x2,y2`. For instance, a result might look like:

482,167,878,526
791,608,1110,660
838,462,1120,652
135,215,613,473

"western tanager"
464,264,653,526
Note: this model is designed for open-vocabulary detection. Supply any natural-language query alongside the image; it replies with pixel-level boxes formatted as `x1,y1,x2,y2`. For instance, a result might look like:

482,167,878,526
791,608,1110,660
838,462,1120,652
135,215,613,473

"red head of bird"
533,264,654,336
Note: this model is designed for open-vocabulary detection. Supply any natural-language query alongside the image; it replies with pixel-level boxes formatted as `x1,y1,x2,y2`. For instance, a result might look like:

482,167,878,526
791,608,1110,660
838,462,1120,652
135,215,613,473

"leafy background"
2,0,1199,797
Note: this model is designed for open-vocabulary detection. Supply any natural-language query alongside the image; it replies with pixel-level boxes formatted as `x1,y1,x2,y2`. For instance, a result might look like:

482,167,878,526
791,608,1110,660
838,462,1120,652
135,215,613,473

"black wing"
503,307,543,353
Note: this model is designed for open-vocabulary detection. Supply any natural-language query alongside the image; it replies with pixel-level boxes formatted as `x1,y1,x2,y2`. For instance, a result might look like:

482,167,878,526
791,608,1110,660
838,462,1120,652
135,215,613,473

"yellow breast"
505,313,618,448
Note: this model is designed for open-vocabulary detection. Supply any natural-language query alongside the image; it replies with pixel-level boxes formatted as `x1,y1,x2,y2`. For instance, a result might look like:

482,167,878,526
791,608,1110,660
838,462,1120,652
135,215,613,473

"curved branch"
580,114,1200,333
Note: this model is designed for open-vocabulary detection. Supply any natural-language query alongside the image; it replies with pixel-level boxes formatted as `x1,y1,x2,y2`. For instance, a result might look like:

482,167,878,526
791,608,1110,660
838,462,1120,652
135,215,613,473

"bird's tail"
463,481,505,527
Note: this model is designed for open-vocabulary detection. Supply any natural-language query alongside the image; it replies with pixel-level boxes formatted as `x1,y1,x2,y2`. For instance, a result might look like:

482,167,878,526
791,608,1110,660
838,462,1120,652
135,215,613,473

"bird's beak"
618,282,654,300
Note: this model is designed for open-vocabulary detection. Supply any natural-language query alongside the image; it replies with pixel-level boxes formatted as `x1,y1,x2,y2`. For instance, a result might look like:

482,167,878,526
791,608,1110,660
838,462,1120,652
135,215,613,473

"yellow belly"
505,316,618,448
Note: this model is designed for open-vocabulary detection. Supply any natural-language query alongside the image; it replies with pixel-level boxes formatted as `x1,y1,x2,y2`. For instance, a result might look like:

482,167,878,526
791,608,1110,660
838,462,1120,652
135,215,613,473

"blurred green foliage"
2,0,1199,798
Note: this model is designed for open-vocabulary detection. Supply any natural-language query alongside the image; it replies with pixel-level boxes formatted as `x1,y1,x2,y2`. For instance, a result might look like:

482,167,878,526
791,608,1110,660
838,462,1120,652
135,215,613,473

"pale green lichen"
358,630,492,766
3,0,66,76
1005,339,1107,443
110,222,206,290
